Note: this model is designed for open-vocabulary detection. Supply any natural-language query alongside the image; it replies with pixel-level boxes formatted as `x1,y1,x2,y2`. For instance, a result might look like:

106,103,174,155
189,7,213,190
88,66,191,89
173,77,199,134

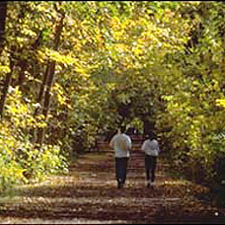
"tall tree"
0,57,14,118
0,2,8,119
37,8,65,146
0,2,7,56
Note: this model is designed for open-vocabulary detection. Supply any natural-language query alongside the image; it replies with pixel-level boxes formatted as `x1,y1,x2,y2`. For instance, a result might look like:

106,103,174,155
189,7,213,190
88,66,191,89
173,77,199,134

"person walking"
141,131,160,188
109,126,132,189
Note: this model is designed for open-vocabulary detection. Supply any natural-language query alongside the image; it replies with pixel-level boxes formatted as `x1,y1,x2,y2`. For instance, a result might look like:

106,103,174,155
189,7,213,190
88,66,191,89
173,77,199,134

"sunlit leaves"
53,83,71,109
0,65,10,74
216,99,225,108
155,1,225,182
2,1,225,190
5,86,47,129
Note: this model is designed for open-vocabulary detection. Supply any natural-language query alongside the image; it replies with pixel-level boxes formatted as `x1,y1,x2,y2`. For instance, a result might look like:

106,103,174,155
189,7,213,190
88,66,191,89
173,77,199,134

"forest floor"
0,147,225,224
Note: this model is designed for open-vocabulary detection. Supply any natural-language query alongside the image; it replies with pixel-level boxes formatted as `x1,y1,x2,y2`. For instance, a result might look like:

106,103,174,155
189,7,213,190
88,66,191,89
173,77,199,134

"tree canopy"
0,1,225,191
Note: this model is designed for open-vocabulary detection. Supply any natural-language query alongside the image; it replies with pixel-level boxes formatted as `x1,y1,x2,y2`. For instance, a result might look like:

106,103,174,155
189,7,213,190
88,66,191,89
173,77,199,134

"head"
147,131,156,140
120,126,126,134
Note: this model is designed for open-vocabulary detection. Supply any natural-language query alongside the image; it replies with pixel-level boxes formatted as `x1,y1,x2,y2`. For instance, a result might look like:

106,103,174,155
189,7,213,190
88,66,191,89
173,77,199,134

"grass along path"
0,149,225,224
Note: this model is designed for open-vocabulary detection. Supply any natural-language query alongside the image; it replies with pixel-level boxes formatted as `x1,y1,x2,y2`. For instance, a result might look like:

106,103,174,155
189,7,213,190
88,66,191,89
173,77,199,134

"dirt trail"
0,144,225,224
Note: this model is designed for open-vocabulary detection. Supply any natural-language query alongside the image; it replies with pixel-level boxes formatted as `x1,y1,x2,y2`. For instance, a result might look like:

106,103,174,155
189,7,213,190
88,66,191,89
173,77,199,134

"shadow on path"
0,149,225,224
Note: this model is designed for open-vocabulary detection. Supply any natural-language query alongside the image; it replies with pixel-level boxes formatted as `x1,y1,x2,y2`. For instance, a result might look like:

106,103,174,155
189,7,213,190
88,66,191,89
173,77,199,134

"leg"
115,158,121,187
145,155,150,181
115,158,125,188
121,157,129,185
150,156,157,183
145,155,151,187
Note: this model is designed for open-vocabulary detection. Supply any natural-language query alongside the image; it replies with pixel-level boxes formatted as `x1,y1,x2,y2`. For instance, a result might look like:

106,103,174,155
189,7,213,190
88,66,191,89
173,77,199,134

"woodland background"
0,1,225,202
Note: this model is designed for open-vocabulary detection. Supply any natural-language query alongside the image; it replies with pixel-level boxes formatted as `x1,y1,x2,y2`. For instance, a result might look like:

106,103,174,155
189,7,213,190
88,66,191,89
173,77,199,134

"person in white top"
141,131,160,188
109,126,132,189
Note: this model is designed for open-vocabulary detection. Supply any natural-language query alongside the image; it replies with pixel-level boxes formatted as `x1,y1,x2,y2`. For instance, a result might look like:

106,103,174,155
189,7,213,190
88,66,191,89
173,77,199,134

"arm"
109,135,115,148
141,140,147,153
155,140,160,154
127,136,132,150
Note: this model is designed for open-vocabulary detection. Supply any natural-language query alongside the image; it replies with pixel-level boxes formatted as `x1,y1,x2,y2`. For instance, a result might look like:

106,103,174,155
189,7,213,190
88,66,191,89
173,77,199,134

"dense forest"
0,1,225,196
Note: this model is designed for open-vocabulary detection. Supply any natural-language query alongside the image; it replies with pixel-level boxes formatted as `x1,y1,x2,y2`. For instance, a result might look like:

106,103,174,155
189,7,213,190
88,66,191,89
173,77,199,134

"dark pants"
115,157,129,185
145,155,157,182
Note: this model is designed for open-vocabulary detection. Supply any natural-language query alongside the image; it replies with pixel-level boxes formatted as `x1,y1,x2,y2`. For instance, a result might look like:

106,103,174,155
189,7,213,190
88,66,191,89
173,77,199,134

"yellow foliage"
133,47,143,56
53,83,72,108
115,43,129,52
45,48,77,65
111,16,120,29
0,65,11,74
37,49,47,64
216,99,225,108
5,87,47,129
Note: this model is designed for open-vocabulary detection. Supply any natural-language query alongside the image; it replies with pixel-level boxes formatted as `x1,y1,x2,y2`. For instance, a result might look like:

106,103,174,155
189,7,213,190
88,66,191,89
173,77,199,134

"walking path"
0,141,225,224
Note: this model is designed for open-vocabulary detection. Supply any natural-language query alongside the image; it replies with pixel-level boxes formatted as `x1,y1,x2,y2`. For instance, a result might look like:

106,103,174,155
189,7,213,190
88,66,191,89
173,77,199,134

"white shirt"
141,139,160,157
109,133,132,158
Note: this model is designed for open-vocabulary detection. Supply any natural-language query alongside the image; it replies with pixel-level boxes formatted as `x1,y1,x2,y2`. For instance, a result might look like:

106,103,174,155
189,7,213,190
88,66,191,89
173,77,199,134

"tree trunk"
17,60,27,91
34,64,50,117
0,58,14,119
0,2,7,56
36,11,65,146
36,61,56,145
32,63,49,143
143,119,155,136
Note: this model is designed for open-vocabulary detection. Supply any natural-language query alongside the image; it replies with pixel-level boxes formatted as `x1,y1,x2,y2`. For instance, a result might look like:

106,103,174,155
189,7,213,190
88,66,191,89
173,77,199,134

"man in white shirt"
141,131,160,188
109,126,132,189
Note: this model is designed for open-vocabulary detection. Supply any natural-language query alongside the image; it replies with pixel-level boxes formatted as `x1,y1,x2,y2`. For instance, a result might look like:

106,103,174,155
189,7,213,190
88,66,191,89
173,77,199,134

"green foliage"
0,86,68,193
15,144,68,181
1,1,225,193
155,1,225,185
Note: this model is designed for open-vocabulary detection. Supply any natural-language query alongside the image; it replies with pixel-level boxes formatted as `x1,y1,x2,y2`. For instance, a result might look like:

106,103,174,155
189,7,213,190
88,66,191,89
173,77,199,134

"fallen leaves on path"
0,151,225,224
